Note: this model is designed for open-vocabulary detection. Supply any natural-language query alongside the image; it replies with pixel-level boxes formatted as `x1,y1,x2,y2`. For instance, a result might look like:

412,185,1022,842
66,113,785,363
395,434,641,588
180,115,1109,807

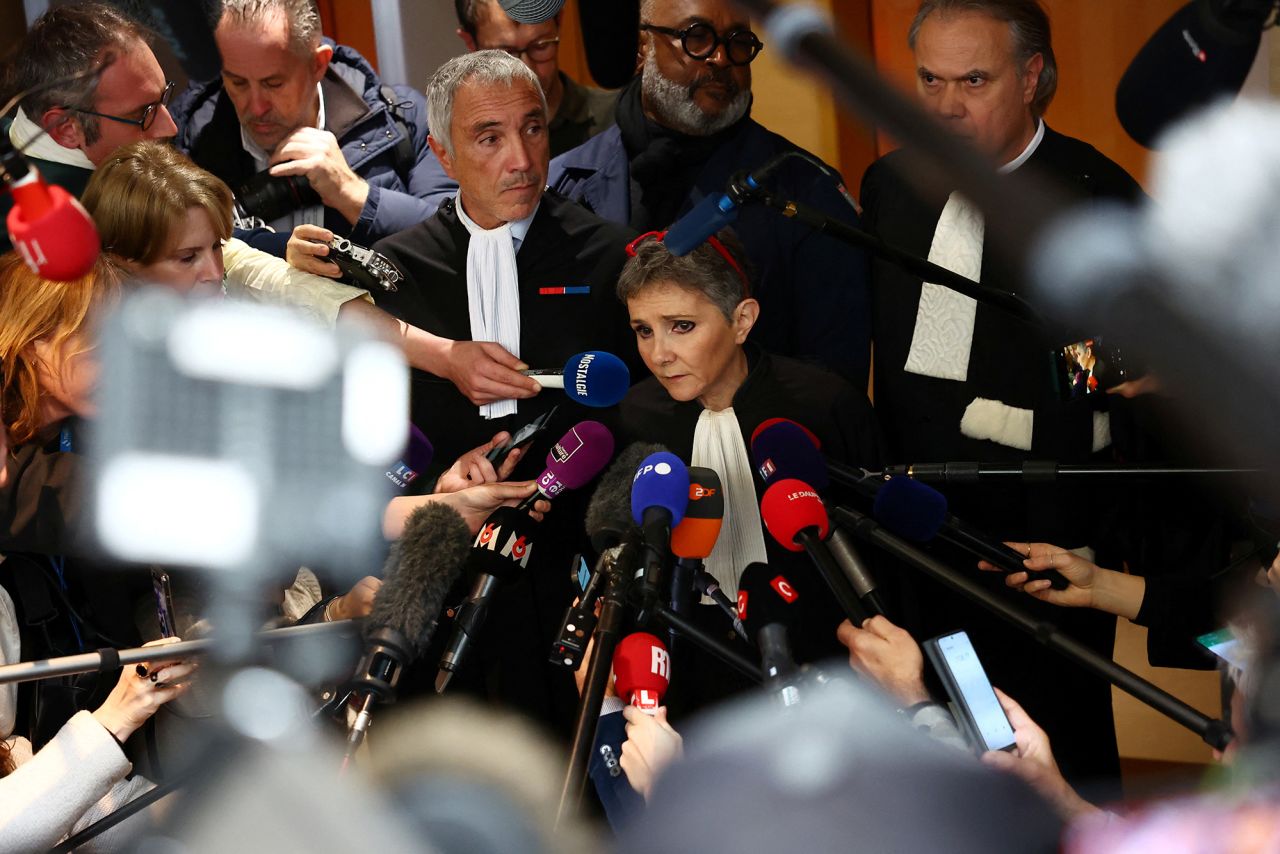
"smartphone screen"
1197,627,1248,672
933,631,1016,752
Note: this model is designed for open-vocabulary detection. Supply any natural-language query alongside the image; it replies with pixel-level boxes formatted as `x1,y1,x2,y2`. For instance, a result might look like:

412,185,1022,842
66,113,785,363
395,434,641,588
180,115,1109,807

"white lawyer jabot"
457,193,523,419
691,407,768,602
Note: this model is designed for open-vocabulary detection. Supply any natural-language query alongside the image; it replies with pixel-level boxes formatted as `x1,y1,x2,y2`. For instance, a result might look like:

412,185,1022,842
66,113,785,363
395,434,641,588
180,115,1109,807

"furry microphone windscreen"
585,442,666,550
367,503,472,656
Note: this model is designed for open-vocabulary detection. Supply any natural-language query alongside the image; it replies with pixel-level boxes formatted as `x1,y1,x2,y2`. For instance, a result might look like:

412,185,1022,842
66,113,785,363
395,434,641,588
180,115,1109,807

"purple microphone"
519,420,615,510
385,423,434,491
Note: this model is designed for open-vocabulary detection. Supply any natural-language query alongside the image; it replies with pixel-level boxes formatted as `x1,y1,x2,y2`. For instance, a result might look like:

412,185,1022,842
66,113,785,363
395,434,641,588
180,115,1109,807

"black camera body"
234,170,321,225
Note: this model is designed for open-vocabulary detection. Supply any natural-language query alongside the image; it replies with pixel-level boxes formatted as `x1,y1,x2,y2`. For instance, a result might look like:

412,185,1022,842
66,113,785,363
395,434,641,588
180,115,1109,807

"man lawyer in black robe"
859,0,1144,792
371,50,638,731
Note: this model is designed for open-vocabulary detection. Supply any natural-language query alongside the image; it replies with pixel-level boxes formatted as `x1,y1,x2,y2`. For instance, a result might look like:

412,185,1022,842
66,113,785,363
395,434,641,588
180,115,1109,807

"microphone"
669,466,726,645
630,452,690,610
613,631,671,713
750,418,886,616
736,561,802,704
521,350,631,408
664,154,792,256
518,420,615,510
2,151,100,281
759,478,870,627
1116,0,1272,148
585,442,665,551
385,423,434,491
435,505,540,692
344,502,471,767
869,476,1070,591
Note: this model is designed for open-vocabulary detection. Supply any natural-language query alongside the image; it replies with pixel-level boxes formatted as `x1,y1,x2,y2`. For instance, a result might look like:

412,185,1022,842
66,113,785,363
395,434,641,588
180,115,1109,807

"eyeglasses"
640,22,764,66
487,37,561,63
68,80,175,131
624,230,751,292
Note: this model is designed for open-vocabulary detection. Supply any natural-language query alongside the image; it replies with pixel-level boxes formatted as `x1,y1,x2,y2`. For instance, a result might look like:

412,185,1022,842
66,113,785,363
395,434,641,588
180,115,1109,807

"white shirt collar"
999,119,1045,174
455,192,541,249
240,81,326,168
7,108,96,171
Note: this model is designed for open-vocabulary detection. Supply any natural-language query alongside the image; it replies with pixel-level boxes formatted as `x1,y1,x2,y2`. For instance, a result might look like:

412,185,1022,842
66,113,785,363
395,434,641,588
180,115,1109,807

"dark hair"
616,229,753,321
8,3,150,146
455,0,490,38
908,0,1057,118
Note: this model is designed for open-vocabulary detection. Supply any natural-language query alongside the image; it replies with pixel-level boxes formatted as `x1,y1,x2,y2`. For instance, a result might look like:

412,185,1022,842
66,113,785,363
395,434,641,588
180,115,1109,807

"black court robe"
371,191,638,732
620,345,885,716
860,126,1144,791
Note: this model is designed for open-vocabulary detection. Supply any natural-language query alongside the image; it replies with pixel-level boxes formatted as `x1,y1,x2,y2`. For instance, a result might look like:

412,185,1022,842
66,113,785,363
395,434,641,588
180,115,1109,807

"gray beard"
641,50,751,137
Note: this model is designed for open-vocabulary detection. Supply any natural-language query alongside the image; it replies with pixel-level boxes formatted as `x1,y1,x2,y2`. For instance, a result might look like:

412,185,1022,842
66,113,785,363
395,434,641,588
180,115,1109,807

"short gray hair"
616,229,753,321
218,0,323,58
425,50,546,158
908,0,1057,118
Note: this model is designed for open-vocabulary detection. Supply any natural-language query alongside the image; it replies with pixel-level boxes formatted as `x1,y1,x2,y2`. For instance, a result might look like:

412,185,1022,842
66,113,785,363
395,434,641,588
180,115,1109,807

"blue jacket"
588,708,645,831
548,120,871,386
171,42,435,245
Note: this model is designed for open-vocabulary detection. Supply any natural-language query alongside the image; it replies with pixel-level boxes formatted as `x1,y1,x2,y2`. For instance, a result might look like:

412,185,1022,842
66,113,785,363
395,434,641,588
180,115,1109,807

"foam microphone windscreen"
585,442,664,550
499,0,564,23
760,478,830,552
749,417,821,449
750,420,830,490
1116,0,1265,148
538,420,615,497
6,180,100,281
368,503,472,656
563,350,631,408
735,561,803,642
467,505,539,582
871,476,948,543
671,466,724,560
614,631,671,711
631,452,690,527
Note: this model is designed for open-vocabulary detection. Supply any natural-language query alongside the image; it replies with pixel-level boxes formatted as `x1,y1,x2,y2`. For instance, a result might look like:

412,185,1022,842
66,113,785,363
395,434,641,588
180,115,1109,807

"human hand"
980,688,1097,821
434,431,524,494
836,616,929,707
1106,374,1162,399
619,705,683,801
441,340,541,405
979,543,1099,609
439,481,550,533
268,127,369,224
92,638,197,743
286,224,342,278
327,576,383,621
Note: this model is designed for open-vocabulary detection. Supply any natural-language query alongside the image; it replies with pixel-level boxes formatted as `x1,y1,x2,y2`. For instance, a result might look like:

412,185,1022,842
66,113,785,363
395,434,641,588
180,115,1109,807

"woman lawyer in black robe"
615,229,883,714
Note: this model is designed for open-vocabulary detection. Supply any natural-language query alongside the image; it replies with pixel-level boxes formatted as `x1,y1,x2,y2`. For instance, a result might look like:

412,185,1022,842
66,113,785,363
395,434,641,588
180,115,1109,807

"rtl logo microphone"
651,645,671,680
632,688,661,712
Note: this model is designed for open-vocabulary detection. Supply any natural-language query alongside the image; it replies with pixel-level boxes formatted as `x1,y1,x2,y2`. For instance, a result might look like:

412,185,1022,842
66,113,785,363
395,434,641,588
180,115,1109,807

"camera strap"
379,84,417,184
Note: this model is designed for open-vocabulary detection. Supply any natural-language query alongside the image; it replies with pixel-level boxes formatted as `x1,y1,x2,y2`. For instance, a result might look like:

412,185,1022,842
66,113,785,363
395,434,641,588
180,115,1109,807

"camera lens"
234,170,321,223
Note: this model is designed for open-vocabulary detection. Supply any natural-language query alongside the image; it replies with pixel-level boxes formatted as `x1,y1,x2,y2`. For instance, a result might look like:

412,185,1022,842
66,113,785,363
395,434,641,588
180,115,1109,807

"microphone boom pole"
832,505,1233,750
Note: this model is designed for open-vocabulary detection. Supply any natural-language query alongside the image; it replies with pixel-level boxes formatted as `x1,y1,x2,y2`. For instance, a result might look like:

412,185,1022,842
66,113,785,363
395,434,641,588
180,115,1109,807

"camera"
234,170,321,224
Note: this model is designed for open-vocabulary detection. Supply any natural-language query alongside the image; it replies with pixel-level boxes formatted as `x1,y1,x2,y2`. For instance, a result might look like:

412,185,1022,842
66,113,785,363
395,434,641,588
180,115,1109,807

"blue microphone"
749,419,830,490
630,452,690,610
523,350,631,408
664,155,792,256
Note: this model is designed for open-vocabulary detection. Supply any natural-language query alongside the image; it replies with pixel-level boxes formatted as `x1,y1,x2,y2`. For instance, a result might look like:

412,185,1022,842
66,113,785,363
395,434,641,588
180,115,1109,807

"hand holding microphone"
619,705,683,802
835,615,930,708
521,350,631,408
613,631,671,712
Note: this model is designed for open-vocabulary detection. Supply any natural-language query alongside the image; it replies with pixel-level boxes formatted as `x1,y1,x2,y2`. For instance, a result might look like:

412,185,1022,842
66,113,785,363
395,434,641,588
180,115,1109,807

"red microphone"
760,479,868,626
613,631,671,713
6,166,100,281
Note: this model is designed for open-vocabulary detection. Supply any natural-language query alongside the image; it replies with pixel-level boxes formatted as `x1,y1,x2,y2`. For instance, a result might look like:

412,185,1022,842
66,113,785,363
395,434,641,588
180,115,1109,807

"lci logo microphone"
385,460,420,490
770,575,798,603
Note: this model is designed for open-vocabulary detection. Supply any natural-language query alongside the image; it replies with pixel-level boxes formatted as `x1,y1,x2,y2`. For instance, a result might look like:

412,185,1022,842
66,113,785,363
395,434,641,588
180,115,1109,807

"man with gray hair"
546,0,872,388
370,50,638,725
860,0,1143,792
171,0,435,244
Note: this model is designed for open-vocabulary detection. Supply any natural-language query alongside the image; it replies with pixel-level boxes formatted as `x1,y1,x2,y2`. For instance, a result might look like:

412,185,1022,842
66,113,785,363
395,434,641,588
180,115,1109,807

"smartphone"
1051,336,1127,401
484,405,558,467
923,630,1017,753
151,567,177,638
1197,627,1248,673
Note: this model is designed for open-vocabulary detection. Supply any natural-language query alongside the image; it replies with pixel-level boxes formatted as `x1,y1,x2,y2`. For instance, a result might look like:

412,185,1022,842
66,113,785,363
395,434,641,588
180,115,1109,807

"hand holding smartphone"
923,630,1016,753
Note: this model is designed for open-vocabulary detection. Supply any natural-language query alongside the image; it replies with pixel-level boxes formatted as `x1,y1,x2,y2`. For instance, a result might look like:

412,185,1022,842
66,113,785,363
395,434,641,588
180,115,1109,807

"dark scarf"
614,75,749,231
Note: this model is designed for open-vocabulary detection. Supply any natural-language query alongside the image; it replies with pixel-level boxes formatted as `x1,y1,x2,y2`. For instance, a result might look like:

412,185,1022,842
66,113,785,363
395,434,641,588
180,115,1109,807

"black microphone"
826,528,888,618
435,506,540,693
737,561,803,705
343,502,471,769
664,153,793,255
1117,0,1273,148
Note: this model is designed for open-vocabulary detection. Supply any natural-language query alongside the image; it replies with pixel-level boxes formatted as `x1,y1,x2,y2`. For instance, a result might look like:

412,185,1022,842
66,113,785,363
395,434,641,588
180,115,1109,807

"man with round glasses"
0,3,179,254
548,0,872,389
455,0,616,156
